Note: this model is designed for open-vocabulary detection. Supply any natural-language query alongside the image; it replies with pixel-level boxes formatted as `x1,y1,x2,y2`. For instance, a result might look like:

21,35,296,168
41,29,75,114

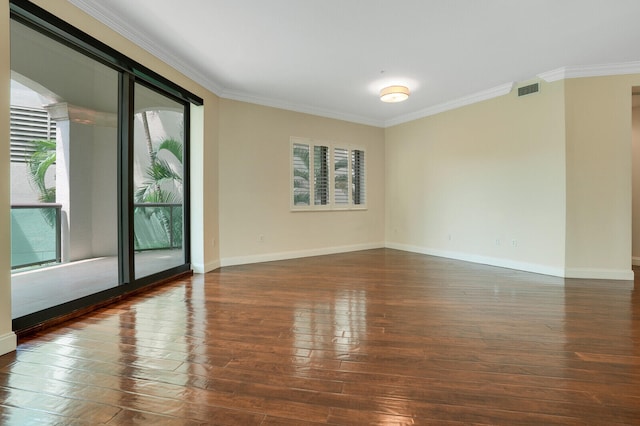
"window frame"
290,137,367,212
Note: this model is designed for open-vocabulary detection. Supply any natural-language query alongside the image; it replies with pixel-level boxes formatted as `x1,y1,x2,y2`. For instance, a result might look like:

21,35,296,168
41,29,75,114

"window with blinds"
292,143,310,206
314,145,329,205
352,149,365,205
291,137,366,211
334,147,349,205
10,105,56,163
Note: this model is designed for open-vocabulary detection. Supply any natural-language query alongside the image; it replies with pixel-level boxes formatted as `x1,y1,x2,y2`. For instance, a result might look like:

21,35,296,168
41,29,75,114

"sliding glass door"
10,19,120,318
9,0,200,331
133,83,186,279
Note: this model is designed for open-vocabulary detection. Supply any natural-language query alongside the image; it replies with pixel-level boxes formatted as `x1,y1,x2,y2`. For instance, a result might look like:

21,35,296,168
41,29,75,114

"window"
334,147,349,206
292,143,310,206
291,138,366,210
352,149,365,205
314,145,329,205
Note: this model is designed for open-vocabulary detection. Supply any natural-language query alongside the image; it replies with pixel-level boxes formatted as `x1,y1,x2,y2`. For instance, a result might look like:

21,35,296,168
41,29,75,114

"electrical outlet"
258,234,264,243
495,239,501,246
511,239,518,247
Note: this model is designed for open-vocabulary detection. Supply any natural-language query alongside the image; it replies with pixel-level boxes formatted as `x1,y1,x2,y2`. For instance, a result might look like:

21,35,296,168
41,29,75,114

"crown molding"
538,61,640,82
66,0,512,128
67,0,224,95
384,82,515,128
63,2,640,128
220,89,384,127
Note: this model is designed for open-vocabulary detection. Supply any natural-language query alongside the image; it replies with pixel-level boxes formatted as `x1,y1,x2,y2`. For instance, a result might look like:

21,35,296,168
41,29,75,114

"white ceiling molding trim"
538,61,640,83
220,90,383,128
61,2,640,128
536,68,566,83
68,0,224,95
384,82,515,128
66,0,514,128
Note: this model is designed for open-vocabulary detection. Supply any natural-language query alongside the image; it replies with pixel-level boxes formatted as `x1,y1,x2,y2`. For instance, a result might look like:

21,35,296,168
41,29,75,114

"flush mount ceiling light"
379,85,410,103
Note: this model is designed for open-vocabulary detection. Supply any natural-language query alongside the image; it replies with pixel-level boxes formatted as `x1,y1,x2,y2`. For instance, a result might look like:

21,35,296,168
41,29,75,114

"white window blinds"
292,143,310,206
334,147,349,205
10,106,56,163
352,149,365,205
291,138,366,210
314,145,329,205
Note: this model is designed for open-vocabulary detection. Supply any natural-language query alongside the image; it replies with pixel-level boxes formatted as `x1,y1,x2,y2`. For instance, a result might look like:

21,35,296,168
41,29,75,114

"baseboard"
220,242,385,267
191,260,221,274
387,242,635,281
0,332,17,356
386,242,566,278
632,257,640,267
214,241,634,280
564,268,634,281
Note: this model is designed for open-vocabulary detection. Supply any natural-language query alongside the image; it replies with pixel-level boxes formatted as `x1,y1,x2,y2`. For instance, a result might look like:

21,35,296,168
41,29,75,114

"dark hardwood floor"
1,248,639,425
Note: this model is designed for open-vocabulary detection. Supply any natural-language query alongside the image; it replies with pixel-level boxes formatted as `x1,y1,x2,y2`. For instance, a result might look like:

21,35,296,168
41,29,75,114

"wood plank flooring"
1,248,639,425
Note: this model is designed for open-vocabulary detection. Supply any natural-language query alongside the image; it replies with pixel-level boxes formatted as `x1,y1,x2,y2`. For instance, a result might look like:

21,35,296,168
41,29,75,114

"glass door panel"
133,83,185,279
10,20,119,318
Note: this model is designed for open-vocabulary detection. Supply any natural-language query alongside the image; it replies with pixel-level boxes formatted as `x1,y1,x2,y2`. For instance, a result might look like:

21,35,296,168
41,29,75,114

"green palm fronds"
27,139,57,226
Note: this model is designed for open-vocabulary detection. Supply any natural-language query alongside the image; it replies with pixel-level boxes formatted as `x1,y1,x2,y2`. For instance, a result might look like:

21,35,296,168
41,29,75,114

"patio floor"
11,249,184,319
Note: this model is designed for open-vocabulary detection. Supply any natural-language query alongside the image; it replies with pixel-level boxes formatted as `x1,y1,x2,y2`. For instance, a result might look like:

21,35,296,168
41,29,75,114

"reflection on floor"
11,249,184,319
2,249,639,424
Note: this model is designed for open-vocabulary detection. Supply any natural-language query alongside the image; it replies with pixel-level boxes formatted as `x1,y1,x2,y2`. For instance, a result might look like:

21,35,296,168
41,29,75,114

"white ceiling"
69,0,640,127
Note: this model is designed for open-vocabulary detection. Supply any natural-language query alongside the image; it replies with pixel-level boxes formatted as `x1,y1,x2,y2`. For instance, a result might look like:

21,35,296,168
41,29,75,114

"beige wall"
386,74,640,280
564,75,639,278
633,105,640,262
218,99,385,264
385,81,568,275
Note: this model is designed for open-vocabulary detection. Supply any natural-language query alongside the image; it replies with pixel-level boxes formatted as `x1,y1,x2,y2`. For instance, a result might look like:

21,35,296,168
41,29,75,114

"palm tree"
292,145,310,205
27,139,57,225
134,137,183,250
135,137,183,204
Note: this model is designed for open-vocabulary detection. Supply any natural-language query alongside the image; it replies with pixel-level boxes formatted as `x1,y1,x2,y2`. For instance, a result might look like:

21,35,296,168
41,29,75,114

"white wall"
91,124,118,257
385,80,567,276
218,99,385,265
190,104,213,273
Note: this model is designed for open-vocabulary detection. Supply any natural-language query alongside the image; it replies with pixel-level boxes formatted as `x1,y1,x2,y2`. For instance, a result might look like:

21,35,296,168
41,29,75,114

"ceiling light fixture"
380,85,410,103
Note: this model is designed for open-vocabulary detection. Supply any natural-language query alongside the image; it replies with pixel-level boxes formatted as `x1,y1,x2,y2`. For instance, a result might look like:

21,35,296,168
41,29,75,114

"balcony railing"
10,203,181,270
11,203,62,269
133,203,182,251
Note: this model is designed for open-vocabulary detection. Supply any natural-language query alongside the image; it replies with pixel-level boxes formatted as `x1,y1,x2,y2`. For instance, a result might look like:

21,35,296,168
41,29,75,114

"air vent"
518,83,539,97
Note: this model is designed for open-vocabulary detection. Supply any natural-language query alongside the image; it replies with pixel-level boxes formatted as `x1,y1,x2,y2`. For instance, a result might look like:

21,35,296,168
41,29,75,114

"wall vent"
518,83,539,97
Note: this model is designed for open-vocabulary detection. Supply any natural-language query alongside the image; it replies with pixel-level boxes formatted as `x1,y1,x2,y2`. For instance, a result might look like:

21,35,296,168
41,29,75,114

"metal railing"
10,202,181,269
11,203,62,269
133,202,182,251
